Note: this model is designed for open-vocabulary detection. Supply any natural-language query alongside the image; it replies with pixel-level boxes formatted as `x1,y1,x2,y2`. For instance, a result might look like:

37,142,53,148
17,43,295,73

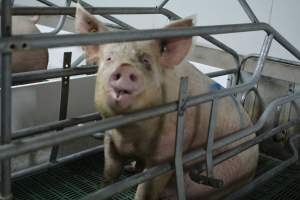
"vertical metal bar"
238,0,259,23
252,34,274,82
174,77,188,200
206,99,218,177
272,105,284,142
0,0,13,199
49,52,72,163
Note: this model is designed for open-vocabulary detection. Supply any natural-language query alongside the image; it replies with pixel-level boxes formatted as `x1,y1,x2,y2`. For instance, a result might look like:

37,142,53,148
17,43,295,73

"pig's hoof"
124,160,143,173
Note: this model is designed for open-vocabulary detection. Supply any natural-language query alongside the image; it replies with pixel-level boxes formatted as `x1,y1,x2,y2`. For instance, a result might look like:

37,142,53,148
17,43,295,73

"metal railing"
0,0,300,200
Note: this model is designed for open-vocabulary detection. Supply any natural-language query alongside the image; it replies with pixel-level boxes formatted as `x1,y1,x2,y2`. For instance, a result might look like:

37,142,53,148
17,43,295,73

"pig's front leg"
134,171,173,200
103,133,123,186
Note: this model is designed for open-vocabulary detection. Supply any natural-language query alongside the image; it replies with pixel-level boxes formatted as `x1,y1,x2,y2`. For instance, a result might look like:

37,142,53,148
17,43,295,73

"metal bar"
242,53,300,68
206,99,218,177
0,0,13,199
71,54,85,68
191,118,300,187
13,113,101,140
102,14,136,30
0,34,274,160
50,52,72,163
2,24,297,63
12,145,103,179
42,0,72,35
10,56,237,86
224,133,300,200
36,0,57,7
72,0,136,30
12,65,97,85
159,0,170,8
206,68,238,78
81,116,300,200
240,86,259,106
0,23,272,52
9,7,165,15
238,0,260,23
174,77,188,200
272,105,283,142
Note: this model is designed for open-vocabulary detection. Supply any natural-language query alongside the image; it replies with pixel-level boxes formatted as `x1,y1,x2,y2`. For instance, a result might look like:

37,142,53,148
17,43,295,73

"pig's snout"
109,64,144,95
107,64,144,111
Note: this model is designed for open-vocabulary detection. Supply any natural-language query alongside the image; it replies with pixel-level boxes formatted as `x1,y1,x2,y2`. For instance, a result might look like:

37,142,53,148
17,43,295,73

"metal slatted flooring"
12,153,136,200
12,152,300,200
242,164,300,200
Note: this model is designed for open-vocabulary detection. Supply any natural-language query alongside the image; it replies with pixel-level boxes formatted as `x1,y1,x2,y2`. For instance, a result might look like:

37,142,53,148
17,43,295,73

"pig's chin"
107,90,135,113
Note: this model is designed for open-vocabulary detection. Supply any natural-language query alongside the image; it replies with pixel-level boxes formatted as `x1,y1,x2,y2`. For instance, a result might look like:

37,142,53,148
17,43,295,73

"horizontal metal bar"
12,65,97,85
206,68,238,78
12,145,103,179
8,7,165,15
242,54,300,68
12,112,101,140
0,23,269,52
12,65,236,86
1,23,298,65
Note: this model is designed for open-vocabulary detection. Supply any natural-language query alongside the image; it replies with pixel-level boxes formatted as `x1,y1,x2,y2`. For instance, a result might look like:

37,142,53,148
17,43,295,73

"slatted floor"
12,153,136,200
12,152,300,200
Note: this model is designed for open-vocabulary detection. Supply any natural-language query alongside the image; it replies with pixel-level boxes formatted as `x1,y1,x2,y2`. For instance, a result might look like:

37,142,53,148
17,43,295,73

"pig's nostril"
112,73,121,81
129,74,137,82
116,73,121,80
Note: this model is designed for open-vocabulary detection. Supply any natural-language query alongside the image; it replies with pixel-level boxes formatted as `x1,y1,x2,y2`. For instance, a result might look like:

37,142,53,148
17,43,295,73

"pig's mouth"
107,87,137,112
114,89,132,98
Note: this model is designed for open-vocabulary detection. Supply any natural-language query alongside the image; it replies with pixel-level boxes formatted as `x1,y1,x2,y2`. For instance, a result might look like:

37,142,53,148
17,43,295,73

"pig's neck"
113,116,165,156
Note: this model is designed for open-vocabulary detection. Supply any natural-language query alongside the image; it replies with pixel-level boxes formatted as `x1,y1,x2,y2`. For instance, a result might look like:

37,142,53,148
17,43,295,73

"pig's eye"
141,57,151,71
106,57,112,61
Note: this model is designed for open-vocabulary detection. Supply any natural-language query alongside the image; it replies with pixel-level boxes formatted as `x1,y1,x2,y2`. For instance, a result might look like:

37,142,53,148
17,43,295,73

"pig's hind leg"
185,147,258,200
103,133,123,186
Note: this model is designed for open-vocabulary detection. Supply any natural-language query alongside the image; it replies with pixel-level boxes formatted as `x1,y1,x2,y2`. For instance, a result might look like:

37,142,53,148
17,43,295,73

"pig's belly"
160,146,258,200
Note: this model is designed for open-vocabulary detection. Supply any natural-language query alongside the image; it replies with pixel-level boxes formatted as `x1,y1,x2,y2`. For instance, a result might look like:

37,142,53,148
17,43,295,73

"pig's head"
75,5,193,117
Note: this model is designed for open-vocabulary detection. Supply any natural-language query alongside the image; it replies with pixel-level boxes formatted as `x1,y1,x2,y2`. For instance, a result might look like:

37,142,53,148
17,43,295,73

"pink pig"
75,5,258,200
11,16,48,73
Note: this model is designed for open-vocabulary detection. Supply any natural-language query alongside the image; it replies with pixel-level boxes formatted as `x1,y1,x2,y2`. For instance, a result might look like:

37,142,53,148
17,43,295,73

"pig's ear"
75,4,108,64
159,18,194,69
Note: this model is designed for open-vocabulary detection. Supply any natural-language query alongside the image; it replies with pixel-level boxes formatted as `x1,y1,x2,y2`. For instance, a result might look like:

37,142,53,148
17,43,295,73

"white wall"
14,0,300,61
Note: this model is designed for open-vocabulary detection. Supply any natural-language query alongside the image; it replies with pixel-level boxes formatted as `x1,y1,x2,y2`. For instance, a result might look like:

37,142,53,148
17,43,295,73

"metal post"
0,0,12,199
50,52,72,163
174,77,188,200
206,99,218,177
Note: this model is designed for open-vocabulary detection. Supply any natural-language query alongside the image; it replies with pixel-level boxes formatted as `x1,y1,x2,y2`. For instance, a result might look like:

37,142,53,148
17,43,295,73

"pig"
75,4,259,200
10,16,48,73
